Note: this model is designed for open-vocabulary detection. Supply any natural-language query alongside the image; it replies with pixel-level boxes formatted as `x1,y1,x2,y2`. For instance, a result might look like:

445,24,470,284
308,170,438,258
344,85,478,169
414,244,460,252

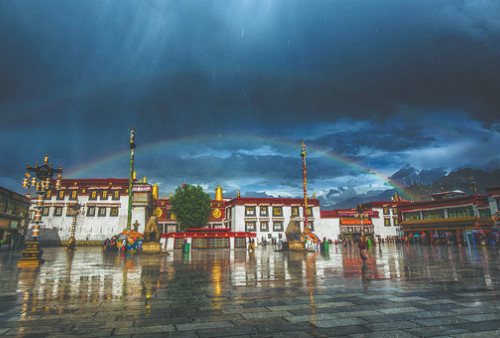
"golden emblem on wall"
153,207,163,217
212,208,222,219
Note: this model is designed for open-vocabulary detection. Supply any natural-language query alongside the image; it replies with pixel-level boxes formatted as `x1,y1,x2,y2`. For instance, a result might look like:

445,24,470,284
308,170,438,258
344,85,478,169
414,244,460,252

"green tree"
170,184,211,230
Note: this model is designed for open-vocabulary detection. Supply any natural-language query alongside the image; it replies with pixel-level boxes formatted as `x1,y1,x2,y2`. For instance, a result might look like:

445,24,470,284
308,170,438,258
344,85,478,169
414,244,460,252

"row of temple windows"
46,189,122,201
244,221,315,232
0,199,28,217
243,206,313,217
383,207,398,215
42,206,119,217
384,217,399,226
402,206,481,221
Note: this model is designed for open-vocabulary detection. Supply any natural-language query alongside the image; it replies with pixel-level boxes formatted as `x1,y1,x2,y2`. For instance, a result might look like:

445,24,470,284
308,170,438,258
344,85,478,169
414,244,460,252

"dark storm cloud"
3,0,500,131
138,152,302,182
308,123,437,156
1,0,500,196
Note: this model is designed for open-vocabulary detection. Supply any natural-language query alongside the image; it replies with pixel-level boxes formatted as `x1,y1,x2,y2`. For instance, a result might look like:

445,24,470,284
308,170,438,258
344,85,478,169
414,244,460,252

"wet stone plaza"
2,244,500,337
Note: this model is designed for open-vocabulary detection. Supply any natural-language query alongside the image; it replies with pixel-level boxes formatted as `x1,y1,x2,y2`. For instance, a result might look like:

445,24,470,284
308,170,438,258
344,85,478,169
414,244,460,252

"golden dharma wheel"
212,208,222,218
153,207,163,217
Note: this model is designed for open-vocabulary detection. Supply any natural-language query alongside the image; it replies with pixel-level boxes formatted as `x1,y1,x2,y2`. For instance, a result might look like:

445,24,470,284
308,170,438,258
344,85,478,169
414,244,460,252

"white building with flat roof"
34,178,154,244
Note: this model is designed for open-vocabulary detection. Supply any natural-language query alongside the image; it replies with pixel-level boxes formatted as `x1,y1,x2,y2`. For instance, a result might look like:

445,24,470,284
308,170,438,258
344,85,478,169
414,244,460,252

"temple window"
383,207,390,215
291,206,299,216
393,217,399,226
8,203,15,214
0,200,6,213
87,206,95,217
273,221,283,231
42,207,50,216
54,207,63,217
448,207,473,218
89,190,97,200
112,190,120,200
479,209,491,218
57,190,65,200
70,190,78,200
306,207,313,216
110,207,119,217
101,190,108,200
245,206,256,216
422,209,444,220
245,221,256,232
384,218,391,226
98,207,107,217
404,212,420,221
260,221,269,232
273,206,282,217
260,206,268,216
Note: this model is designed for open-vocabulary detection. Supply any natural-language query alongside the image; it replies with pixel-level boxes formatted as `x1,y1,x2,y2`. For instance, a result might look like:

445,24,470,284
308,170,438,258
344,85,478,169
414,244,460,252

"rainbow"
66,134,412,200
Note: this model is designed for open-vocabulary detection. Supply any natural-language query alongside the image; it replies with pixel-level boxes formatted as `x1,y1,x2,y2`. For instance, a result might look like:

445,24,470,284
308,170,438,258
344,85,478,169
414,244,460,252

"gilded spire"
215,185,223,201
152,182,158,199
237,189,240,198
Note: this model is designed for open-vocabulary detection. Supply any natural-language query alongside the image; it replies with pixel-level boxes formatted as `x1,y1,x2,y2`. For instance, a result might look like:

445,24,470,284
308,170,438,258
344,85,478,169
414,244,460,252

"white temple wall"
315,217,340,242
37,194,150,242
371,207,400,238
131,205,147,234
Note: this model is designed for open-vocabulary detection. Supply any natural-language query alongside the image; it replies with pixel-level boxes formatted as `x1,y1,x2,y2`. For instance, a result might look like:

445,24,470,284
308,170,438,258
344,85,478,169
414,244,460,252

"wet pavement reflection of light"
2,243,500,336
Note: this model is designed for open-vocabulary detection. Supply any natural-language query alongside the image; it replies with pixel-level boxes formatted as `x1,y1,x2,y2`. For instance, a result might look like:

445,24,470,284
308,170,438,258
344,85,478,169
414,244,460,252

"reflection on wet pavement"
2,244,500,336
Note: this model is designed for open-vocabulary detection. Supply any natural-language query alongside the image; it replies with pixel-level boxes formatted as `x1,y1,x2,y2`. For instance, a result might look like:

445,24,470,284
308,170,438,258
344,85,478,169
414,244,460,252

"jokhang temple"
12,179,500,249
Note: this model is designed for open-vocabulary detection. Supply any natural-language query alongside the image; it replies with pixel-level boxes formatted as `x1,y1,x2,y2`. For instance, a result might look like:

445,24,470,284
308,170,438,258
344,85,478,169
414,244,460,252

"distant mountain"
319,188,383,210
327,168,500,210
401,183,433,201
330,189,395,210
389,166,447,187
432,168,500,195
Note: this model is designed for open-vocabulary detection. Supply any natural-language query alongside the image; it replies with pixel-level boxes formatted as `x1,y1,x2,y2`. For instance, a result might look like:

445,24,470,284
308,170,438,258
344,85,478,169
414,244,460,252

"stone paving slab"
375,306,423,314
332,310,381,318
284,312,337,323
4,245,500,336
404,324,471,337
351,329,419,337
408,310,457,319
312,325,371,337
362,319,422,331
313,317,369,328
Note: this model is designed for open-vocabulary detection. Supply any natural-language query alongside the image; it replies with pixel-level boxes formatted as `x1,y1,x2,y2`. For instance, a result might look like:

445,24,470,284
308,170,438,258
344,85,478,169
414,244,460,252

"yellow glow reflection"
212,265,222,297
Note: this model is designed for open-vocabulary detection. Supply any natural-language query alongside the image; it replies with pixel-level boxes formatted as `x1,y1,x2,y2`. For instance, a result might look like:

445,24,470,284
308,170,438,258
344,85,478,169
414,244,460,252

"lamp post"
127,126,135,230
18,155,62,268
469,176,479,228
301,141,309,231
67,200,82,251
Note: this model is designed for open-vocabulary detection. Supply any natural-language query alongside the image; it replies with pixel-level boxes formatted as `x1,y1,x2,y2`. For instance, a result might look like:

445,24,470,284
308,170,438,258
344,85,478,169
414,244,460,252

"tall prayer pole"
301,141,308,231
127,127,135,230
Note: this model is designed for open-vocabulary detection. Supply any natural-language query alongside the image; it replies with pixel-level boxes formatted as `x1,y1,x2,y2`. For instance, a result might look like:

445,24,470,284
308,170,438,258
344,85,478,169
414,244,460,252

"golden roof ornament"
237,189,240,198
152,183,158,199
215,185,223,201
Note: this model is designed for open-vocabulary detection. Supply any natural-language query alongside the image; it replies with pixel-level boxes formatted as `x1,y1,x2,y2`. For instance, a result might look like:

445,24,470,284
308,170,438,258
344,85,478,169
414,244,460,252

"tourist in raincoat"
358,237,368,263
